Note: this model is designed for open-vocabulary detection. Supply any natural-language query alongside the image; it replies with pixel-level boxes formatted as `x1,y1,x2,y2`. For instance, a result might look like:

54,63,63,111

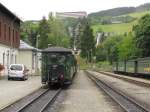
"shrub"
96,61,112,71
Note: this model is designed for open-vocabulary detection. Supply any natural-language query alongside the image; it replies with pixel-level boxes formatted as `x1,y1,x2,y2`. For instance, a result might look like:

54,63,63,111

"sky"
0,0,150,20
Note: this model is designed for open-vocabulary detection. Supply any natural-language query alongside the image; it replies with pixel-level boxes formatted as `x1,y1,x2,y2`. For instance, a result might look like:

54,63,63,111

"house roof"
19,40,40,51
42,47,72,53
0,3,21,22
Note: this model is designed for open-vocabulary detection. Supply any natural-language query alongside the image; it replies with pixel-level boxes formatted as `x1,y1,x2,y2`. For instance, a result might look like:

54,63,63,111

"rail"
86,71,150,112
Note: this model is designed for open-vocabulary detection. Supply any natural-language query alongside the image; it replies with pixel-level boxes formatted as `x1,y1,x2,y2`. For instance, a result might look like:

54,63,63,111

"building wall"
0,10,20,48
17,50,41,75
0,4,20,76
56,12,87,19
17,50,33,74
0,43,18,76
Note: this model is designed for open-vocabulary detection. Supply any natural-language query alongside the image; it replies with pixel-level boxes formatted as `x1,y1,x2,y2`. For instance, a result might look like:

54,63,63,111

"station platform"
0,76,42,110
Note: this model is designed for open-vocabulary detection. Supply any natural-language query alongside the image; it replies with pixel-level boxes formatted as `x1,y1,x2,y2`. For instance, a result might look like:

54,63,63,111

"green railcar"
126,60,135,73
117,61,125,72
41,47,77,86
113,57,150,76
112,62,118,71
137,57,150,75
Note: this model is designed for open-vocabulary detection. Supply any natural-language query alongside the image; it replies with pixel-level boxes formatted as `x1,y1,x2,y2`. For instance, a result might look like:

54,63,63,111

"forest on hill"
88,3,150,25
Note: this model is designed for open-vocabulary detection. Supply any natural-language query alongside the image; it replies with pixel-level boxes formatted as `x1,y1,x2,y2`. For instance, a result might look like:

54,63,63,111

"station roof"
0,3,21,22
19,40,40,51
42,47,72,53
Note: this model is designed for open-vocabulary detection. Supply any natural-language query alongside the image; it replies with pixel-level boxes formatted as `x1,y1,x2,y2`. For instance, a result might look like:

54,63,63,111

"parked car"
8,64,29,80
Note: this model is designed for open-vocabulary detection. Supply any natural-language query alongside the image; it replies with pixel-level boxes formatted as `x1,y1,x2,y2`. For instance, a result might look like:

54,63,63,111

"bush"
96,61,112,71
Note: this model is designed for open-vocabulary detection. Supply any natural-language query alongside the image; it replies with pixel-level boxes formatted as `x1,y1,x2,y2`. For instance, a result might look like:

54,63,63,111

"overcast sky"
0,0,150,20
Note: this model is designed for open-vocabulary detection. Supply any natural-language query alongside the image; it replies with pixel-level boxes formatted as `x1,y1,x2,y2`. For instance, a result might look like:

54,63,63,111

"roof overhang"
0,3,22,22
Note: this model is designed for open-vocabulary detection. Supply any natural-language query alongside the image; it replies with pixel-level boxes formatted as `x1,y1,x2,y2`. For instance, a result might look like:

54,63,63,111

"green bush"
95,61,112,71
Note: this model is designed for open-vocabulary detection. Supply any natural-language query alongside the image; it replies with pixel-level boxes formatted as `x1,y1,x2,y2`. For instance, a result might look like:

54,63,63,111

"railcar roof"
136,57,150,61
42,47,72,53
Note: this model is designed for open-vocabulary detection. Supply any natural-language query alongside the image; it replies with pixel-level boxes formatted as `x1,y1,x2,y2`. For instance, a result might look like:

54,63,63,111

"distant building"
17,40,41,75
56,11,87,19
0,3,21,75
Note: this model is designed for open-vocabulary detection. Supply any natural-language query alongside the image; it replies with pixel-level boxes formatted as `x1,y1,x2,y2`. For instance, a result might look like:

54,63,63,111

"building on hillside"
17,40,41,75
0,3,21,75
56,11,87,19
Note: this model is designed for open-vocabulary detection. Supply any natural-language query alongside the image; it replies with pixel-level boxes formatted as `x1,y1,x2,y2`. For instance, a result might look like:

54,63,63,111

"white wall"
17,50,41,75
0,44,18,76
17,50,33,74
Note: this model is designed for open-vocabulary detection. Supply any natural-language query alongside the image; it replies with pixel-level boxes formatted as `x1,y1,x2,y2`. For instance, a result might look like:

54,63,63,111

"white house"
17,40,41,75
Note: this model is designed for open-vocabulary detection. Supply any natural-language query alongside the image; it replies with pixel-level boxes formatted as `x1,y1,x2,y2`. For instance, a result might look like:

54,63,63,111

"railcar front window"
48,54,66,64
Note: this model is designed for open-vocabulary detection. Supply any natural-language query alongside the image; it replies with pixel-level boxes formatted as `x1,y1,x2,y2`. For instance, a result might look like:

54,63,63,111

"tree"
103,35,122,63
117,33,139,60
70,18,88,50
133,14,150,57
48,17,70,48
96,44,107,61
20,21,39,47
80,24,95,62
38,17,50,49
71,23,83,50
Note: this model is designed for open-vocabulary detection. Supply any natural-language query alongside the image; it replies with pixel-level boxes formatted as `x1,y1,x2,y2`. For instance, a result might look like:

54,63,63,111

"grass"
128,10,150,18
92,21,137,34
76,55,94,70
76,56,112,71
92,11,150,34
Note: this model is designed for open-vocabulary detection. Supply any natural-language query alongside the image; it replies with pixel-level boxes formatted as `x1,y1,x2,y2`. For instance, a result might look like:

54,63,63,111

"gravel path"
58,70,124,112
0,76,42,110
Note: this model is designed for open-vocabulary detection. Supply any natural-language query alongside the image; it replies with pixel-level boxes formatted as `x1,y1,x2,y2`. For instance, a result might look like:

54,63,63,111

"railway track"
95,71,150,87
1,88,62,112
86,71,150,112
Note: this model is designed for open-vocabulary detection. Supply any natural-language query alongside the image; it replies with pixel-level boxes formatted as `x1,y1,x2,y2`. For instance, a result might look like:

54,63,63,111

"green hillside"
92,21,137,34
92,11,150,34
128,10,150,18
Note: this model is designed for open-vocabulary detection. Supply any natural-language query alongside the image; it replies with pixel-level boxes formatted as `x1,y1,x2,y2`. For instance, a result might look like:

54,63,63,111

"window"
4,24,6,40
15,55,17,64
13,29,14,42
3,53,5,65
8,27,10,40
15,31,17,43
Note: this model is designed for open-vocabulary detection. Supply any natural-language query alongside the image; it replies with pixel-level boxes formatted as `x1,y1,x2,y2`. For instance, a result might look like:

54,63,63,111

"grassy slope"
92,11,150,34
128,11,150,18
